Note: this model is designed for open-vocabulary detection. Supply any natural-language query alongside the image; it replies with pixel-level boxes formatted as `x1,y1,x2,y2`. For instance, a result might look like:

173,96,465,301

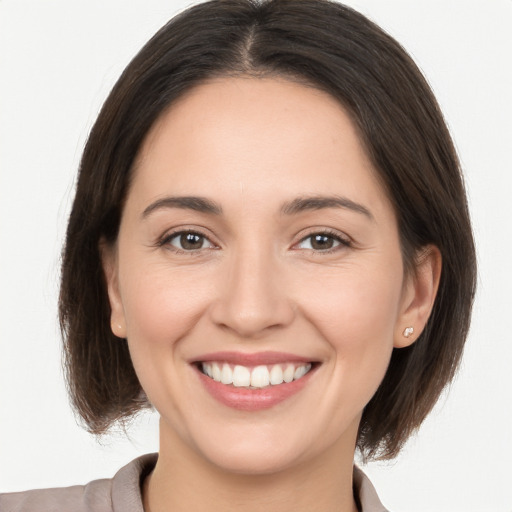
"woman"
0,0,476,510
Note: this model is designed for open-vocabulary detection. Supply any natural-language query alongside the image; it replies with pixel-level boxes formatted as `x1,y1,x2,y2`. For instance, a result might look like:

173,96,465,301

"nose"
209,243,295,338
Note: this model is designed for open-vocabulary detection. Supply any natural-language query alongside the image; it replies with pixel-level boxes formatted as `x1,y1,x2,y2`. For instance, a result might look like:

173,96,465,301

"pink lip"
191,352,318,412
191,350,314,367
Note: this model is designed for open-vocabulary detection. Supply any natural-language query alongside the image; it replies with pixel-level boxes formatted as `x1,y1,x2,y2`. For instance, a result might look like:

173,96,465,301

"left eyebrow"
281,195,374,221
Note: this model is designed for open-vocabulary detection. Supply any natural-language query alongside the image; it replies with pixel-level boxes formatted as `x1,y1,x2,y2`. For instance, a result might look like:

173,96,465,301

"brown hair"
60,0,476,460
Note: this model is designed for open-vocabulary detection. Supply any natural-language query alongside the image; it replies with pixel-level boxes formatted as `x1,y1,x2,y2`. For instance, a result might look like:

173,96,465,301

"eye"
296,232,349,252
164,231,215,251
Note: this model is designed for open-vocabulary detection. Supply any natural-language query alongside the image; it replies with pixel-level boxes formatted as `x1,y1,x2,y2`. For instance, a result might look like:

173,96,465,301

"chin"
181,412,358,477
199,437,308,476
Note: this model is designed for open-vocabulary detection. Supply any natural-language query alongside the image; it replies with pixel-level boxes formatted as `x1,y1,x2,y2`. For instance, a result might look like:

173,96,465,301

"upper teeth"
201,362,312,389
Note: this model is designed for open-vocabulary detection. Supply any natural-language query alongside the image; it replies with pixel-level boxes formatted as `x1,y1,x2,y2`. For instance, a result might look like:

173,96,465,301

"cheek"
297,263,403,395
118,260,213,358
117,261,217,423
300,262,402,340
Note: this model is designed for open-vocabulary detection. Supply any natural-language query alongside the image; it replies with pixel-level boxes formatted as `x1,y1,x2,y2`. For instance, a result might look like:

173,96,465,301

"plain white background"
1,1,511,510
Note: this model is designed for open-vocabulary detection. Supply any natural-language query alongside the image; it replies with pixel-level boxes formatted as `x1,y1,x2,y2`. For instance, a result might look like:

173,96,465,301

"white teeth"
220,363,233,385
294,365,307,379
232,365,251,387
202,361,313,388
251,365,270,388
202,363,213,378
283,364,295,383
269,365,284,385
212,363,221,381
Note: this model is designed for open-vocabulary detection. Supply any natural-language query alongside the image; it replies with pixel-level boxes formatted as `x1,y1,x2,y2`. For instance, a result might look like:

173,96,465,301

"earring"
403,326,414,338
111,320,125,338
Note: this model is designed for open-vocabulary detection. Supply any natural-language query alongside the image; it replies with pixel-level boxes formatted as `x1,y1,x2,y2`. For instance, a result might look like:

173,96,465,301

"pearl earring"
403,326,414,338
111,321,125,337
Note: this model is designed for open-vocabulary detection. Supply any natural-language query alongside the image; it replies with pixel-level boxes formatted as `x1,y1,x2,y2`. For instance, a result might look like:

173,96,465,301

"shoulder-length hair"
60,0,476,460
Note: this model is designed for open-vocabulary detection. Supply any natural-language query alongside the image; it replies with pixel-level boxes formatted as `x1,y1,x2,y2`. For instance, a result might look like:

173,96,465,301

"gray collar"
112,454,389,512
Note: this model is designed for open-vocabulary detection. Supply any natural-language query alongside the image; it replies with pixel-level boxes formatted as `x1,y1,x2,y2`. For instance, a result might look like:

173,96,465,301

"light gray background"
1,1,511,510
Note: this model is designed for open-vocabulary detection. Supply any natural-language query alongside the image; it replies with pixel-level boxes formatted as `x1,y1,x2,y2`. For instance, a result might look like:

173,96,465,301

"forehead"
130,77,391,218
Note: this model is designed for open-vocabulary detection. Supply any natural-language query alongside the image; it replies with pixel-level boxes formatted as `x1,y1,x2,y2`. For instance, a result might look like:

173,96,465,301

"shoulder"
0,479,112,512
353,466,390,512
0,453,157,512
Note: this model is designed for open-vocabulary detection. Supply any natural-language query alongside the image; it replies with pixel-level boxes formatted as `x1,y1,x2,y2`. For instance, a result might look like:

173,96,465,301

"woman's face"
104,77,417,474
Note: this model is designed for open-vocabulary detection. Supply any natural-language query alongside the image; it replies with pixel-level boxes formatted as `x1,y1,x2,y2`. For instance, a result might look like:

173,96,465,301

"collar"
111,454,388,512
353,466,389,512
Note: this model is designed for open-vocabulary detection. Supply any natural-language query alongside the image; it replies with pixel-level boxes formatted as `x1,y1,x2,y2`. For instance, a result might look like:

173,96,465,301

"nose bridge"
210,237,294,337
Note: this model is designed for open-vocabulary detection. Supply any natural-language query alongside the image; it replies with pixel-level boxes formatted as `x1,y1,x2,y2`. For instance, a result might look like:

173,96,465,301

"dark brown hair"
60,0,476,460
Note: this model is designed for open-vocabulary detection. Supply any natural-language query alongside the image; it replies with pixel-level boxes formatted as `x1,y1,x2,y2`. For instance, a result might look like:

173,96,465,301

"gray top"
0,454,388,512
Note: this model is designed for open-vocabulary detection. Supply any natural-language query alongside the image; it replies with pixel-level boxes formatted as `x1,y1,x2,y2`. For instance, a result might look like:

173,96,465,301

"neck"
143,419,359,512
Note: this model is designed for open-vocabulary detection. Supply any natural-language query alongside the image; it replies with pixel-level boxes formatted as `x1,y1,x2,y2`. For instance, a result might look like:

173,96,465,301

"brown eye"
310,234,335,250
167,231,214,251
296,232,348,251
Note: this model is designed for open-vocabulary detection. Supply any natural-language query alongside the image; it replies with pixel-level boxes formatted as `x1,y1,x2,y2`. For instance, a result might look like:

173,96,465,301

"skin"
102,77,441,512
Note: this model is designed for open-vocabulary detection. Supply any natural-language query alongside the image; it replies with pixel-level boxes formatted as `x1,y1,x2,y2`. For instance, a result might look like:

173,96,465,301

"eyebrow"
141,196,223,218
281,195,374,220
141,194,373,221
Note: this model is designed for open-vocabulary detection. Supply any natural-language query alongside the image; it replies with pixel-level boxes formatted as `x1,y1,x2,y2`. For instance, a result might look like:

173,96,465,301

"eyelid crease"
156,227,219,250
294,226,352,244
292,229,353,253
155,227,353,256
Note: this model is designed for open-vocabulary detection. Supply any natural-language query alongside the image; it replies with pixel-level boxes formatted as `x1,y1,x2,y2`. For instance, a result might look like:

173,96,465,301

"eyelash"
158,229,217,255
157,228,352,254
294,229,352,254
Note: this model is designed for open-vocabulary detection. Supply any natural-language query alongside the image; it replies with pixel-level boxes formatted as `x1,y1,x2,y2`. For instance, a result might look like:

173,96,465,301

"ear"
394,245,442,348
99,238,127,339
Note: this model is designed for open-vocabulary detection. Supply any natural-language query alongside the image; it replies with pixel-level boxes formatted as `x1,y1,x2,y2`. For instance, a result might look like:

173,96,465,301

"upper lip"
190,351,317,366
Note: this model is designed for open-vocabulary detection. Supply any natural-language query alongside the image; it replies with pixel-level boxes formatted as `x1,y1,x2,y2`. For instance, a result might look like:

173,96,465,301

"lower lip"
195,366,316,411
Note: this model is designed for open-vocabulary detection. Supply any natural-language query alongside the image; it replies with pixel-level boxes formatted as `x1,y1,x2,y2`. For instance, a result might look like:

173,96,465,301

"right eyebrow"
141,196,223,219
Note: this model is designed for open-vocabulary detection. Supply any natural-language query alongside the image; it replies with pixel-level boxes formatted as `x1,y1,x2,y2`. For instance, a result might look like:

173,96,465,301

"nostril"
210,301,296,339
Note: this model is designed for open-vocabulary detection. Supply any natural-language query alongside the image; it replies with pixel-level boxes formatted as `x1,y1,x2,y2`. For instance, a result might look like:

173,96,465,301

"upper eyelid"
291,229,354,254
163,228,209,238
158,226,217,245
294,227,351,244
157,226,351,249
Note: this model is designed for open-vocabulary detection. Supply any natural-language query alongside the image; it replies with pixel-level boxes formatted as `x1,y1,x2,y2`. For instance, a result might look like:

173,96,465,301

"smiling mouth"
199,362,313,389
